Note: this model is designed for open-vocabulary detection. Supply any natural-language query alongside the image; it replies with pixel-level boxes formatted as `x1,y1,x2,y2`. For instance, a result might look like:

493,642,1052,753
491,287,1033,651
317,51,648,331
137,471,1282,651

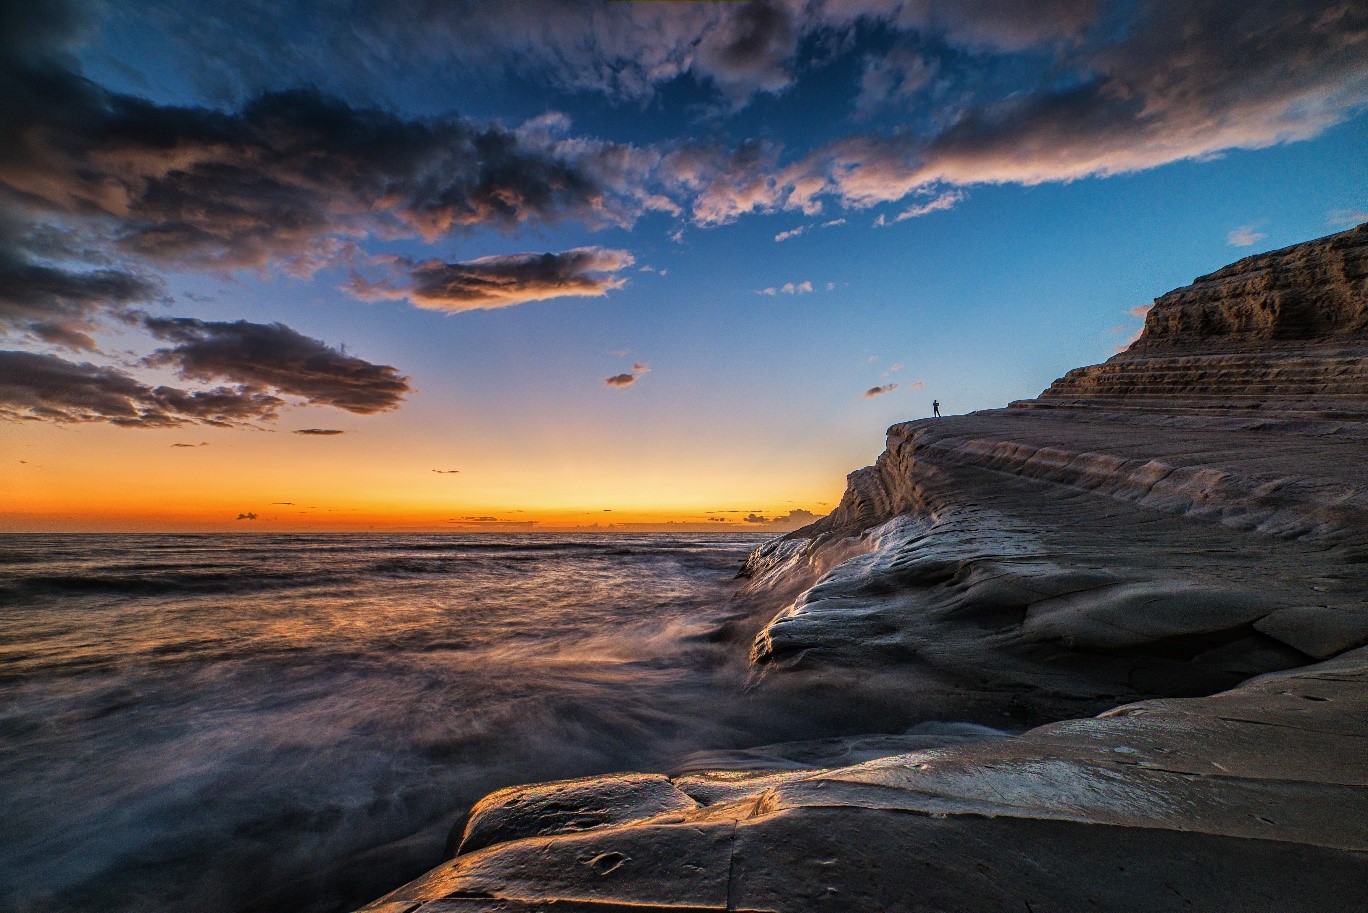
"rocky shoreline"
359,224,1368,913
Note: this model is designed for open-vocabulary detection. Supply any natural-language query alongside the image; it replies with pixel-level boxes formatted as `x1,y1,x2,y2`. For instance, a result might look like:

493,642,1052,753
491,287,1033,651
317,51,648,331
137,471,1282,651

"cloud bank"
142,318,410,414
0,349,283,426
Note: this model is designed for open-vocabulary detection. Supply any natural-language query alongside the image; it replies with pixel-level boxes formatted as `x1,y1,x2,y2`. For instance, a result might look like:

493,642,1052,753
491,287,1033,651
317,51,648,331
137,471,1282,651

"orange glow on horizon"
4,413,848,533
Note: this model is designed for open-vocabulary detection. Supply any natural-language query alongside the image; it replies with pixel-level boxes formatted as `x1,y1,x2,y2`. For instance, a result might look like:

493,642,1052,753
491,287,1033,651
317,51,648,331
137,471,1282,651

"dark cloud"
170,441,207,447
235,512,257,520
110,0,1099,106
0,0,87,63
0,349,282,426
640,2,1368,224
143,318,410,414
433,469,460,474
695,0,799,98
0,209,160,350
6,0,1361,287
293,428,345,436
347,248,634,311
0,44,633,274
603,356,650,389
864,383,897,397
812,2,1368,211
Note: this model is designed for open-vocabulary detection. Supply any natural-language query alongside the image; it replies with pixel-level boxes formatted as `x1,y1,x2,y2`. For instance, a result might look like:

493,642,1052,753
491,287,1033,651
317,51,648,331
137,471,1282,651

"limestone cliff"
358,226,1368,913
1041,222,1368,407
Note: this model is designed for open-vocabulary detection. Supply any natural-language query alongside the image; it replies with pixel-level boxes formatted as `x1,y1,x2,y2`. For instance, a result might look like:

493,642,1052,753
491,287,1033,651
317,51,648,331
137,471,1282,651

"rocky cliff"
358,226,1368,913
1041,222,1368,408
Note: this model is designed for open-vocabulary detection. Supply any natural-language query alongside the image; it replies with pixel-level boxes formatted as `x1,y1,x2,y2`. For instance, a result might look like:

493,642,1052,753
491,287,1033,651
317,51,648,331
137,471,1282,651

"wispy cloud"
1227,224,1267,247
1328,208,1368,228
863,383,897,397
293,428,346,436
758,280,814,296
774,217,847,242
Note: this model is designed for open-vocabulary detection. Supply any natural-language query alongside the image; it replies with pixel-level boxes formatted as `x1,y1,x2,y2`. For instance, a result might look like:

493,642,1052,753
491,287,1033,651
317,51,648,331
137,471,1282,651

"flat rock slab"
456,773,698,855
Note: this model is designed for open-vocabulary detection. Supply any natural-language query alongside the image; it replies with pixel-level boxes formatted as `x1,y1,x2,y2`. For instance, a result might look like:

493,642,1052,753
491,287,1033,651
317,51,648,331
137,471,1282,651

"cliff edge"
358,226,1368,913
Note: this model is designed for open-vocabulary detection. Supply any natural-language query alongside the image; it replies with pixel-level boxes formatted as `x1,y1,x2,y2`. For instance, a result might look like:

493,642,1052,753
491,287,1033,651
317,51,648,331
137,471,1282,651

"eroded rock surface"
358,225,1368,912
1042,222,1368,408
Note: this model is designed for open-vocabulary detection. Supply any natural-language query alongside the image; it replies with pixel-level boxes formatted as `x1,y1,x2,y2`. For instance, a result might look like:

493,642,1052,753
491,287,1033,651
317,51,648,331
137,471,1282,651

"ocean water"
0,533,815,913
0,533,1008,913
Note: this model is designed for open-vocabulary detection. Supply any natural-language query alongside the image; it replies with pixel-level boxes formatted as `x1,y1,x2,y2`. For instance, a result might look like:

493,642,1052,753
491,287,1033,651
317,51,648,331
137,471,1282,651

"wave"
0,532,916,913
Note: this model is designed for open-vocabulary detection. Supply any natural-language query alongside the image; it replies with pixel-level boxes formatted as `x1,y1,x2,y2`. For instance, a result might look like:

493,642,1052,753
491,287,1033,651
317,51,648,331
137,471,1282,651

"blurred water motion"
0,534,802,912
0,533,1007,913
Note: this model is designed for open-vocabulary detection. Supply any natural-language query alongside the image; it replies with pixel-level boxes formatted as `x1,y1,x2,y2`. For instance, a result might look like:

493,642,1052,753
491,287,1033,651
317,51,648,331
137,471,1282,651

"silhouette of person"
932,399,941,418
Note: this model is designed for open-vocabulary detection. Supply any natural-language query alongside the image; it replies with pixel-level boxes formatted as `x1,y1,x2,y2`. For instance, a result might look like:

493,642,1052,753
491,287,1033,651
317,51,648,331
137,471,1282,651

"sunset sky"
3,0,1366,531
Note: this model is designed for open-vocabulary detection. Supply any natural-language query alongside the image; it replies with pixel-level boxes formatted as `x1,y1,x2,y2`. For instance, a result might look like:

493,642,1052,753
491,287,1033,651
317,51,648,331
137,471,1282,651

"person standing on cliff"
932,399,941,417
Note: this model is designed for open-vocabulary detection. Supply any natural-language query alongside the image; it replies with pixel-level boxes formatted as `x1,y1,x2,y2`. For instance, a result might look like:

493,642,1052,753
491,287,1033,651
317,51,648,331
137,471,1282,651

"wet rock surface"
358,226,1368,912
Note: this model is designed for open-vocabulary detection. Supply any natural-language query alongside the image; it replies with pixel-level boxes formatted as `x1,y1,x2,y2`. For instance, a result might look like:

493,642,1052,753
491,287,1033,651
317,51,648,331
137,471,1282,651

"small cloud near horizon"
741,509,819,529
171,442,208,447
1227,224,1267,247
605,361,649,388
236,512,258,520
294,428,345,435
433,469,460,474
446,517,540,529
1328,208,1368,227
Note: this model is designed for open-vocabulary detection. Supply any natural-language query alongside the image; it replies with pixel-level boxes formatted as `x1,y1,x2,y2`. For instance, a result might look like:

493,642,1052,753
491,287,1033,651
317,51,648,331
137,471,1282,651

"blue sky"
3,0,1367,529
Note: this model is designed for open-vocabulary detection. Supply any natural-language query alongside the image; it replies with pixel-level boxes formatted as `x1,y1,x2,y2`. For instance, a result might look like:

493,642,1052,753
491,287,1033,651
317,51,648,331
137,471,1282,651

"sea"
0,533,1005,913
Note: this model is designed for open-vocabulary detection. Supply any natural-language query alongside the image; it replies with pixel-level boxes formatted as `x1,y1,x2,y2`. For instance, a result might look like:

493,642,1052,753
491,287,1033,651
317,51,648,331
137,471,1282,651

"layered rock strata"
1041,222,1368,410
358,225,1368,913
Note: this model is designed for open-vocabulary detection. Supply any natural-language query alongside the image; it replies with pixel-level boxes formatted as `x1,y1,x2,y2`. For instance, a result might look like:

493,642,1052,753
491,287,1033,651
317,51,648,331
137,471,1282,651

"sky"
2,0,1366,532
